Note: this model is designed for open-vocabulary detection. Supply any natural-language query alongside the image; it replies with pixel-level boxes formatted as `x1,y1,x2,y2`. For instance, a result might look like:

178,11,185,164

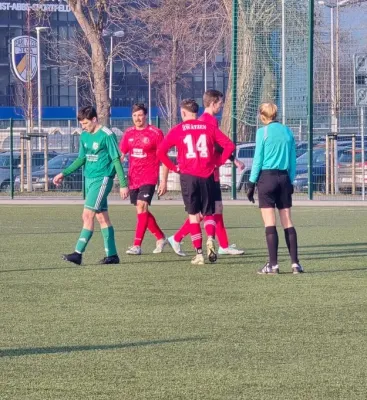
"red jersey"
199,112,218,128
199,112,221,182
119,125,164,189
157,119,235,178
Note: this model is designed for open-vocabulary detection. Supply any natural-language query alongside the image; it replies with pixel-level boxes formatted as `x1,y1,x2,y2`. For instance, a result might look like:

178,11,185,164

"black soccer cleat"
99,254,120,265
62,252,82,265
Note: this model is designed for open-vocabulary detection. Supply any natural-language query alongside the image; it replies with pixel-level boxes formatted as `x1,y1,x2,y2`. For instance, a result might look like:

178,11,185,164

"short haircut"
180,98,199,114
203,89,223,108
77,105,97,121
259,102,277,123
132,103,148,115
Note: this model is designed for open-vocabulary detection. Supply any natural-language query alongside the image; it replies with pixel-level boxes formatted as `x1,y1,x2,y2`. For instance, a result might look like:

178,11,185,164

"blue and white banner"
11,36,38,83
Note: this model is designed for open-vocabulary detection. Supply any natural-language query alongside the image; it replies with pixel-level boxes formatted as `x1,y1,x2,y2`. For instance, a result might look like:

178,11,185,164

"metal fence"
230,0,367,200
2,0,367,201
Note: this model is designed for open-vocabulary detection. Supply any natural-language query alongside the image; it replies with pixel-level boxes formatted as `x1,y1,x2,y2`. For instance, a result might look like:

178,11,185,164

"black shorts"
180,173,215,215
130,184,156,206
257,170,292,209
213,181,222,202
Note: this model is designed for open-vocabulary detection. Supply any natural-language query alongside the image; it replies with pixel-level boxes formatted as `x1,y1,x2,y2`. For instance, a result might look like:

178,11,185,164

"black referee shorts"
257,170,293,209
180,173,215,215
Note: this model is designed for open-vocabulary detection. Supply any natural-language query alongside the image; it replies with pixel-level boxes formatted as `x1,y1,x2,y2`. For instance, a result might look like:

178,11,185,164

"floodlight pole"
36,27,48,149
307,0,314,200
281,0,286,124
148,63,152,125
231,0,238,200
361,107,365,200
204,50,207,92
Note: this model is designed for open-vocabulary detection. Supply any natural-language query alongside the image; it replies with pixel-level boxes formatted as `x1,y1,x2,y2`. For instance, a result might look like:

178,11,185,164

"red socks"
147,212,164,240
190,222,202,251
203,215,216,238
174,218,191,242
133,212,149,246
214,214,229,248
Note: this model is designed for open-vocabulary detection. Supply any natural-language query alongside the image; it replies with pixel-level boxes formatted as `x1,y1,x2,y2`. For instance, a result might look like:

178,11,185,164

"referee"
247,102,304,275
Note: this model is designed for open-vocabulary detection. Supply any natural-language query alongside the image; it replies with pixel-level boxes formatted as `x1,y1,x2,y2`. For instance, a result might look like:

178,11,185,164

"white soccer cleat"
206,238,217,263
152,237,168,254
126,245,142,255
191,253,205,265
218,244,244,255
167,235,186,257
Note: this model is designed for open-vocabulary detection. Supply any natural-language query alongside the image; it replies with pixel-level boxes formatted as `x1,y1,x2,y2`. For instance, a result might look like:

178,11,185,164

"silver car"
0,151,58,191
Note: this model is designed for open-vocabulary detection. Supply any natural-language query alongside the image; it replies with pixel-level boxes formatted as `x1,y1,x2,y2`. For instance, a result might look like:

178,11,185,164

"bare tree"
138,0,226,127
41,1,146,125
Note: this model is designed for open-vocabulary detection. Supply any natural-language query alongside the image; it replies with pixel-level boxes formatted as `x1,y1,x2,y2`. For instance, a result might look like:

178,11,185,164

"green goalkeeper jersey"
79,126,121,179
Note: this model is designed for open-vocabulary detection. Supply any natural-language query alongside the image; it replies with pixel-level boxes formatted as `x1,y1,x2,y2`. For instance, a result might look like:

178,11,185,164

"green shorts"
84,177,114,212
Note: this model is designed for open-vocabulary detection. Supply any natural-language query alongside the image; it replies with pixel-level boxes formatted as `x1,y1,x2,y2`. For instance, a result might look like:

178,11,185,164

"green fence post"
307,0,314,200
231,0,238,200
9,118,14,199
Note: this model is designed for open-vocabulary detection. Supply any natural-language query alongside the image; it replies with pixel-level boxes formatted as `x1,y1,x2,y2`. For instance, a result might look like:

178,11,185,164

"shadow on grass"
0,336,207,358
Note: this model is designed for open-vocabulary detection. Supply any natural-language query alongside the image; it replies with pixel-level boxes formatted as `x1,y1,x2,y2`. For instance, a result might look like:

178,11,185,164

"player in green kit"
53,106,129,265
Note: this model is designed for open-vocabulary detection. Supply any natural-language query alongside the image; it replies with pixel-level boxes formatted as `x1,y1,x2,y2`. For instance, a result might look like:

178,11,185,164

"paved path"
1,198,366,207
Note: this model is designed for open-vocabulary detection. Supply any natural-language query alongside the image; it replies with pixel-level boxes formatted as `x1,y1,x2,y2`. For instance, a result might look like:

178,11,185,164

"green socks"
101,226,117,257
75,228,93,253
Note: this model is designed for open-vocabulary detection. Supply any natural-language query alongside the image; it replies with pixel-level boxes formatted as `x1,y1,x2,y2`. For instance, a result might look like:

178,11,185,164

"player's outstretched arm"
156,135,179,173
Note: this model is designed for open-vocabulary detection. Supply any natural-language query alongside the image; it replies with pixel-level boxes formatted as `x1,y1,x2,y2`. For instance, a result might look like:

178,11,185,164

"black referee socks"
265,226,279,267
284,227,299,264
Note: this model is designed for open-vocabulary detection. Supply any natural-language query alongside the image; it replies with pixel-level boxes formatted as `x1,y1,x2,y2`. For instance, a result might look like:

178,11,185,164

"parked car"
0,151,58,191
293,146,348,192
15,153,82,191
219,143,256,191
337,148,367,193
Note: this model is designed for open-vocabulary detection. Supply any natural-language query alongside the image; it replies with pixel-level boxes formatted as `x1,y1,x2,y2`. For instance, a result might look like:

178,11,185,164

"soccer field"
1,205,367,399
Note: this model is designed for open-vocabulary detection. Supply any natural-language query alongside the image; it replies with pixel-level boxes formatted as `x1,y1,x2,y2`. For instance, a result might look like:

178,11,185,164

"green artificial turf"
1,205,366,399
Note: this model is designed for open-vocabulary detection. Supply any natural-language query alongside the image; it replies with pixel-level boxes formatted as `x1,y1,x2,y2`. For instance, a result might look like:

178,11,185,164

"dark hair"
180,99,199,114
203,89,223,108
77,105,97,121
132,103,148,115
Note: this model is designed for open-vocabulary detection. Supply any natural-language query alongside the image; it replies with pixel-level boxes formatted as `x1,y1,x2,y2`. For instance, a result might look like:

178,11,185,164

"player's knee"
96,211,110,225
215,202,223,214
82,209,95,225
136,201,148,213
279,209,293,228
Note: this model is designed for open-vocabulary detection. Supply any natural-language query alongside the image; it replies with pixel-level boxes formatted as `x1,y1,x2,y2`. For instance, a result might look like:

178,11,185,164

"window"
238,147,255,159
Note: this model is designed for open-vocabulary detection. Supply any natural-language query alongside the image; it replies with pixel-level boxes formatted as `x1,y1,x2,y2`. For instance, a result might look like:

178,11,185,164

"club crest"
11,36,38,83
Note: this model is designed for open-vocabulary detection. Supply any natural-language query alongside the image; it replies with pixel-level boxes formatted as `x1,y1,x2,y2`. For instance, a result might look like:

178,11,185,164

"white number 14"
183,134,208,159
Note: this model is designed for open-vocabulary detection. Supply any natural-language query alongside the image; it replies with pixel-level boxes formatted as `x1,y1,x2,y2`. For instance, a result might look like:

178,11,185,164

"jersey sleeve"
156,129,164,146
119,132,129,154
249,128,265,183
288,128,297,182
78,134,86,159
105,133,122,161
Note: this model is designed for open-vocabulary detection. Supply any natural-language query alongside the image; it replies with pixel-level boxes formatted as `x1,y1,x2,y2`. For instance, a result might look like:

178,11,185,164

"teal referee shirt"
249,122,297,184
